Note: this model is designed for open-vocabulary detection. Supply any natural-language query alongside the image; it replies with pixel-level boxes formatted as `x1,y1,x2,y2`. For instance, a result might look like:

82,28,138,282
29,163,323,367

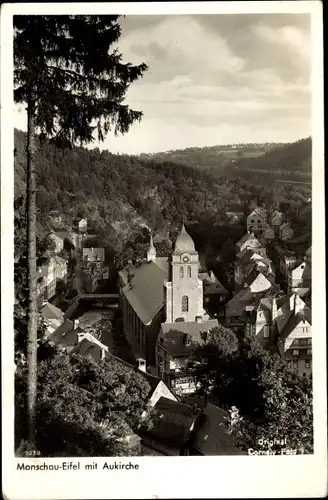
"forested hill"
139,138,312,184
14,128,311,248
226,138,311,183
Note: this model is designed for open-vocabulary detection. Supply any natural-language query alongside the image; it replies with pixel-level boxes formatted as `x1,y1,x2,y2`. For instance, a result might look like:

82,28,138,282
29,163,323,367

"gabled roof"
160,319,219,356
279,311,311,341
246,272,272,294
248,208,266,219
143,397,200,447
193,404,244,455
226,287,253,317
120,258,169,324
199,273,228,295
236,233,262,250
40,302,64,322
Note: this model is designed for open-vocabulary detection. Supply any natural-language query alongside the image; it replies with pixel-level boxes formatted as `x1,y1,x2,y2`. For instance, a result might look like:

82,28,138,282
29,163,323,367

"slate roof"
160,319,219,356
120,258,169,324
144,397,200,447
226,287,253,317
40,302,64,322
279,311,311,341
236,233,262,250
199,272,228,295
193,404,244,455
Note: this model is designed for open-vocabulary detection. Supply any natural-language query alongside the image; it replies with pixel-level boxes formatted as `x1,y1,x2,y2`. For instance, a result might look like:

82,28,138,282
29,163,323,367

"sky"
14,13,312,154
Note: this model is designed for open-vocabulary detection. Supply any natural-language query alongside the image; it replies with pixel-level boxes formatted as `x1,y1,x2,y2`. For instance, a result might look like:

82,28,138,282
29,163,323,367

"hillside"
139,142,285,172
14,129,311,265
139,138,312,184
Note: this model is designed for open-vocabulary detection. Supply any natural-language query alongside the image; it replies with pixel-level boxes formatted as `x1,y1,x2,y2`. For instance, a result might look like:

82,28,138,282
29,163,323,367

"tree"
192,331,313,454
14,15,148,446
15,351,152,456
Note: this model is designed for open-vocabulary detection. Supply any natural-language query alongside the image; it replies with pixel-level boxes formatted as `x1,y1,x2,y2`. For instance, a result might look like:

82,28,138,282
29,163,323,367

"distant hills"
139,138,312,183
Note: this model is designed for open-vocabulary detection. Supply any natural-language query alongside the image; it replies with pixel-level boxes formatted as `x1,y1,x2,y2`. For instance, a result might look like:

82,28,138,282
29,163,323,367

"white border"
1,2,326,499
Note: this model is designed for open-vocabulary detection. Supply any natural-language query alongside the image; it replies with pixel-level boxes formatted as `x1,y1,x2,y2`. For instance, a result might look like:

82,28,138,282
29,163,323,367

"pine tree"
14,15,148,446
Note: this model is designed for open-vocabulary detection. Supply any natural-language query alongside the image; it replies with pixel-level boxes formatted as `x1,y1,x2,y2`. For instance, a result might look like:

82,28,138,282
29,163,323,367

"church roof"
173,224,197,255
120,258,169,324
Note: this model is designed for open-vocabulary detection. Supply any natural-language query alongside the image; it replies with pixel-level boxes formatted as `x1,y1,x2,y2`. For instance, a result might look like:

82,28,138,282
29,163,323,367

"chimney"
196,316,202,323
272,298,278,322
138,358,146,373
101,348,106,360
289,294,294,311
73,318,79,330
91,247,94,254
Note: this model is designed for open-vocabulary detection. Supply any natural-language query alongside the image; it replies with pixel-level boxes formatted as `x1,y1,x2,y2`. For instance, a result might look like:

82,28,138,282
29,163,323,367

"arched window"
188,266,191,278
179,266,184,278
182,295,189,312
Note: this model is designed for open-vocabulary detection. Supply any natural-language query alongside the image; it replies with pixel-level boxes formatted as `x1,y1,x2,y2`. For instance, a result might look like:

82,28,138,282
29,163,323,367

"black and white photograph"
2,2,326,499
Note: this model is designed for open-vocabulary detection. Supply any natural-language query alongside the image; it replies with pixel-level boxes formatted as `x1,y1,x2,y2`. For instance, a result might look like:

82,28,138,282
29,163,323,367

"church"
118,224,219,395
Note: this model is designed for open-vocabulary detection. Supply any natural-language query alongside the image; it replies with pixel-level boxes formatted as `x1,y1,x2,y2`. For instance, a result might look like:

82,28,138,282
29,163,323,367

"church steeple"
147,231,156,262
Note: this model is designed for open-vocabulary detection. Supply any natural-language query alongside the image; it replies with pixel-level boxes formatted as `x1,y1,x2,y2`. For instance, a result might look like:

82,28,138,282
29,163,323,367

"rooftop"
143,396,200,447
173,224,197,255
120,258,169,324
193,404,244,455
160,319,219,356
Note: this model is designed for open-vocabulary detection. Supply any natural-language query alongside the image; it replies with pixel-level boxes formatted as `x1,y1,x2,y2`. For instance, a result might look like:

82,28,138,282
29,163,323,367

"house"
226,204,244,222
78,218,87,233
191,403,244,455
82,247,105,266
157,319,218,395
118,225,219,393
245,293,312,378
140,397,201,456
226,278,281,331
268,210,284,237
40,301,65,336
246,208,267,234
262,225,275,242
235,232,266,256
37,256,68,301
279,222,294,241
199,271,229,313
287,260,311,293
49,231,74,253
234,249,274,286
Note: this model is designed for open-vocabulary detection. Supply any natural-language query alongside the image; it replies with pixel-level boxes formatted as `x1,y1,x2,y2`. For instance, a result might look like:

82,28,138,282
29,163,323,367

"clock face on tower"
181,254,190,263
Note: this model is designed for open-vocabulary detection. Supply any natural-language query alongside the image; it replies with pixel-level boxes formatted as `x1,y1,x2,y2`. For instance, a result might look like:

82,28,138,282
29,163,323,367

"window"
292,350,299,356
302,327,308,333
293,339,299,345
307,349,312,355
179,266,184,278
263,325,269,338
257,219,261,223
293,361,298,368
307,338,312,345
251,219,254,223
182,295,189,312
305,361,311,368
188,266,191,278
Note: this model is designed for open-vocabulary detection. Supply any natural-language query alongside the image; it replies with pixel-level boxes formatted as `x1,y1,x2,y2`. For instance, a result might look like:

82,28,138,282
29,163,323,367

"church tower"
147,232,156,262
164,224,204,323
